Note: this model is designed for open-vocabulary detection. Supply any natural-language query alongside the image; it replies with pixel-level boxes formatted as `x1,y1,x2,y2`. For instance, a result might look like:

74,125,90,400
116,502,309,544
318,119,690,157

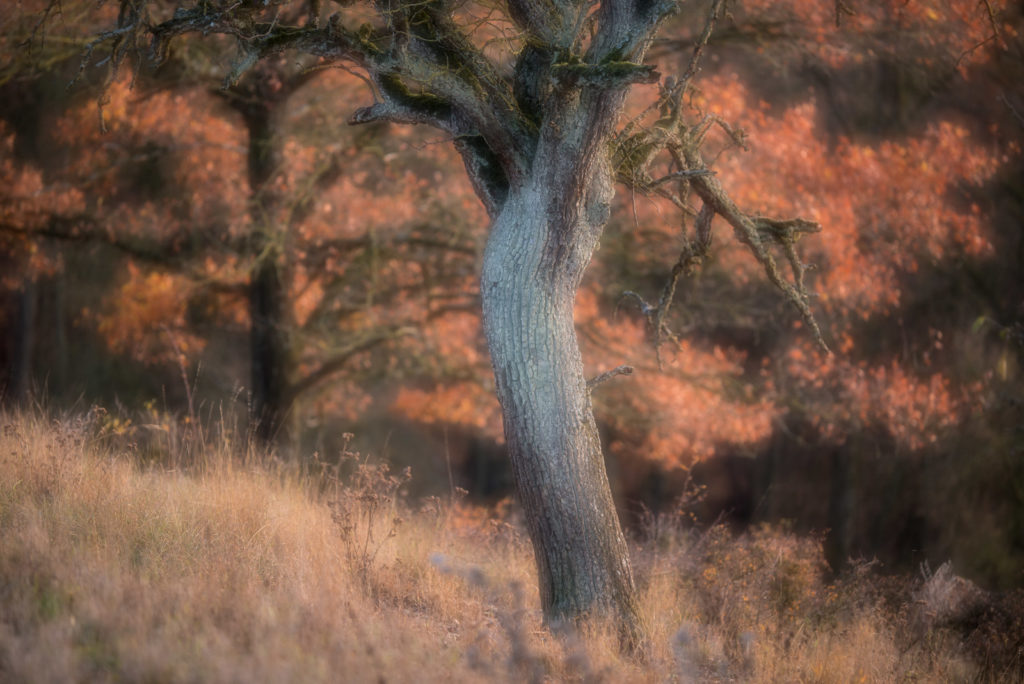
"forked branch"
613,19,830,357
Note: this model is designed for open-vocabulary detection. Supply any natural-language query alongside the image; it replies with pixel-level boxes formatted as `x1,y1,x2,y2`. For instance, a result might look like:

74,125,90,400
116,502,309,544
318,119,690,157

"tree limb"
609,0,829,356
683,146,829,353
587,364,634,391
285,326,415,404
0,214,237,267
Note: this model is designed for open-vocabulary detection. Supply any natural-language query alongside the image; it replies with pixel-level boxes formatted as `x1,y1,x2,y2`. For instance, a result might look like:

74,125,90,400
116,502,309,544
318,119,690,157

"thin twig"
587,365,635,391
677,0,725,93
980,0,1004,48
1000,94,1024,130
648,168,714,189
614,0,724,148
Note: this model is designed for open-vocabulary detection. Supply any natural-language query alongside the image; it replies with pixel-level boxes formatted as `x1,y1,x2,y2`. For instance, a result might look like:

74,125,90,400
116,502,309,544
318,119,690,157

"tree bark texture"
481,158,645,641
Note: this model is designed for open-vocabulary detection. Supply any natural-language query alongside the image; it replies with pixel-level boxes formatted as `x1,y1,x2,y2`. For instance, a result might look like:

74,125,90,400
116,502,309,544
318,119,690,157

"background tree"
586,0,1022,579
2,3,480,456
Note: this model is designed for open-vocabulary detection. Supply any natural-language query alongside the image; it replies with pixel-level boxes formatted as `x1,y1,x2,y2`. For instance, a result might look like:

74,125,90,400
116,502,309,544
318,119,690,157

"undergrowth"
0,409,1020,682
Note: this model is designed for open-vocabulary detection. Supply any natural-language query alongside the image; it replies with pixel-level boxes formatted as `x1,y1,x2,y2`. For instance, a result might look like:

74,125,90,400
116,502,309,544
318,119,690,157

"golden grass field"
1,410,1019,682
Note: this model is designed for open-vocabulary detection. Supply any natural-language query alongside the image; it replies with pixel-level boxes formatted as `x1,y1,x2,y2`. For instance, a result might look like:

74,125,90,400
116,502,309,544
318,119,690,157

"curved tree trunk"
481,161,645,644
105,0,675,645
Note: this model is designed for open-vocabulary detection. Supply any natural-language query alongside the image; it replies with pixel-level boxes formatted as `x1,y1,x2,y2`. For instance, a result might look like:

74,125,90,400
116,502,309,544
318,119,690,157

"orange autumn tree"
0,120,87,401
585,0,1022,574
3,2,484,441
0,0,116,402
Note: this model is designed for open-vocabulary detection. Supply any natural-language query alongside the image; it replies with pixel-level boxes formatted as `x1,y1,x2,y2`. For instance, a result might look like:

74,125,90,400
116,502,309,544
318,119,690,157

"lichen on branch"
611,2,830,356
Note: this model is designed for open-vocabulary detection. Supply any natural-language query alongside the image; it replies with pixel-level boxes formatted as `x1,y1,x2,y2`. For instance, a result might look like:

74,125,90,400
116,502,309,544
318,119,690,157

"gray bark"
482,158,645,641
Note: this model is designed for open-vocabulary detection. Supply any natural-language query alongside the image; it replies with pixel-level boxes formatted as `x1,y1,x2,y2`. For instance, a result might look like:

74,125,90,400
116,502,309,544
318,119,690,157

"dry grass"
0,410,1013,682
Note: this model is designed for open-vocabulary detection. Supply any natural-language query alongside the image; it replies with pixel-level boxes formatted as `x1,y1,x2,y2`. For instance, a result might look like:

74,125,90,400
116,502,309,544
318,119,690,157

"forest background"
1,0,1023,606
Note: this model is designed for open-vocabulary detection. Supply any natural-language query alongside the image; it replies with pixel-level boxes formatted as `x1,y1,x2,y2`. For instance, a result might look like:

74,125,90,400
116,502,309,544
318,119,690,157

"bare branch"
1000,94,1024,130
285,327,415,404
834,0,856,28
505,0,562,45
0,213,238,268
614,0,724,147
618,290,657,318
648,168,714,189
615,201,714,367
589,0,679,64
980,0,1004,48
683,148,830,353
551,60,661,90
587,365,634,391
677,0,725,93
653,202,713,333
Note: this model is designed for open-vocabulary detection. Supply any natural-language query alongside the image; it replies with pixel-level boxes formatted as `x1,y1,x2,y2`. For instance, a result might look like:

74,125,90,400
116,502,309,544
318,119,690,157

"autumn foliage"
1,0,1022,586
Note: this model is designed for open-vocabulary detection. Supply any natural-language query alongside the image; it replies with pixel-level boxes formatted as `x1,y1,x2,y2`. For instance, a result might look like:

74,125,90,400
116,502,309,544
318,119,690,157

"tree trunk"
826,447,853,573
53,266,69,395
250,250,287,444
243,103,289,447
9,279,37,404
481,161,645,644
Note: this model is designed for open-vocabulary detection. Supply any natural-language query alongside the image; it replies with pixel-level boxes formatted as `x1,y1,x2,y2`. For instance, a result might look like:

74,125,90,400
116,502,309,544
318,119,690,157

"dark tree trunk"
243,103,289,446
9,280,37,404
826,447,854,573
53,267,69,394
249,248,287,444
481,157,645,643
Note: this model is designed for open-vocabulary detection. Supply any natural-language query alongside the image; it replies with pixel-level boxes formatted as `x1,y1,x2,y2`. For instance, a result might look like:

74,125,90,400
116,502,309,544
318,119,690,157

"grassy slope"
0,412,995,682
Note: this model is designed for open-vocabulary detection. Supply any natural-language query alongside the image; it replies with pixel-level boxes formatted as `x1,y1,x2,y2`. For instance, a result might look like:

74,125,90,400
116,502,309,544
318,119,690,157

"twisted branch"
612,0,829,357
